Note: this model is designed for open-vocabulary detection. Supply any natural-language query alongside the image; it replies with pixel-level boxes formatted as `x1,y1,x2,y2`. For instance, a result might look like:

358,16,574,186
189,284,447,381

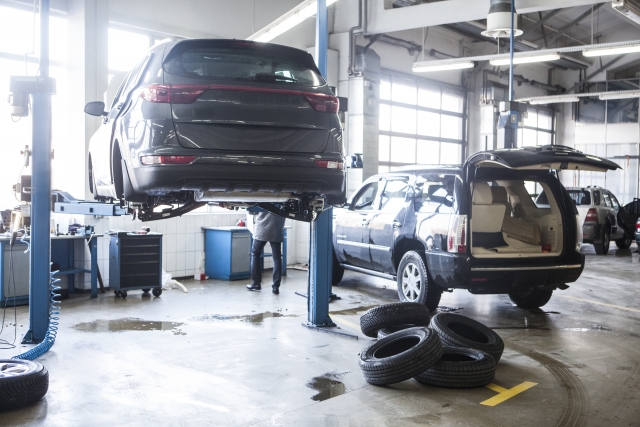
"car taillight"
314,160,344,169
576,214,583,251
447,215,467,253
636,219,640,232
140,155,197,165
584,208,598,224
304,94,339,113
140,84,208,104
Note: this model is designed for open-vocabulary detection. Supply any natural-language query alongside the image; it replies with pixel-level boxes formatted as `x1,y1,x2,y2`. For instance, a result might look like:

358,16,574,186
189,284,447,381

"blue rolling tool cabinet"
202,226,251,280
109,231,163,298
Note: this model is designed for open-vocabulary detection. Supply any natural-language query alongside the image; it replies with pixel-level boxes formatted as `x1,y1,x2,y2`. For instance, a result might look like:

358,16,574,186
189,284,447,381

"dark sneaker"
272,286,280,294
246,284,261,291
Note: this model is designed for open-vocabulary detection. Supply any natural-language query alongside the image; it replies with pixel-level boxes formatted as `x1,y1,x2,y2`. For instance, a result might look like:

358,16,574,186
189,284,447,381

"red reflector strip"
140,155,197,165
314,160,344,169
471,278,488,282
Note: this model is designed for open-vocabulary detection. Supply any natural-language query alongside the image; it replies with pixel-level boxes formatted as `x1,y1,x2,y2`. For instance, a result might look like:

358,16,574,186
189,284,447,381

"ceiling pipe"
349,0,367,76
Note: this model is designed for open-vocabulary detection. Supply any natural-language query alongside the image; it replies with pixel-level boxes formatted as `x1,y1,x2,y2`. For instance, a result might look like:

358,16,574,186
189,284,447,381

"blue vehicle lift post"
23,0,53,344
303,0,355,339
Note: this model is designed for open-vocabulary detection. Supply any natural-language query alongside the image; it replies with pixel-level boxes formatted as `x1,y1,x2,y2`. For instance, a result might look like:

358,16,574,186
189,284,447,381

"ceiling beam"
366,0,610,35
536,4,604,48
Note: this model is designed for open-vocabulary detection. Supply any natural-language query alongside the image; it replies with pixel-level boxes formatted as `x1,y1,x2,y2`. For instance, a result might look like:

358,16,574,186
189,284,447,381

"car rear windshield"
163,41,325,87
567,190,591,206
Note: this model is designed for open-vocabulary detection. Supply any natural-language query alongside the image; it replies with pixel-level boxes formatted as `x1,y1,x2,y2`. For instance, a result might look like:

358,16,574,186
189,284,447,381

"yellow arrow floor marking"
481,381,538,406
330,314,361,333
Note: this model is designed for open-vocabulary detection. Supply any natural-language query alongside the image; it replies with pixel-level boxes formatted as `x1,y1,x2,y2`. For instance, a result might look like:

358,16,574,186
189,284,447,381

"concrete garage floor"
1,245,639,427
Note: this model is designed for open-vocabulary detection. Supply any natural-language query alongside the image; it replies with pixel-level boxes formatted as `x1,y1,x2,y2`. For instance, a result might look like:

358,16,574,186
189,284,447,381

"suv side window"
592,190,601,206
602,192,613,208
608,192,620,209
379,177,409,212
415,174,455,214
352,181,380,211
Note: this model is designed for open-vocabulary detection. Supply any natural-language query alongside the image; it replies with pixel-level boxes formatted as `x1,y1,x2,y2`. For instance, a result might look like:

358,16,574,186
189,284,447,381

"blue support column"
315,0,328,79
24,0,52,344
306,208,335,328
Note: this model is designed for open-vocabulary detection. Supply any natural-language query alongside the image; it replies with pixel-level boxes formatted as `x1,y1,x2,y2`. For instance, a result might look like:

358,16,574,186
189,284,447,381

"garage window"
379,73,466,173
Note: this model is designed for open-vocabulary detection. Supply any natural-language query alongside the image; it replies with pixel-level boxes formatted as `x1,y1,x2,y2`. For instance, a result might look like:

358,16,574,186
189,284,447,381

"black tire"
377,324,416,339
594,227,610,255
615,234,632,249
152,288,162,297
332,253,344,286
0,360,49,411
508,288,553,309
396,251,441,311
430,313,504,362
360,302,431,338
359,327,443,386
414,347,496,389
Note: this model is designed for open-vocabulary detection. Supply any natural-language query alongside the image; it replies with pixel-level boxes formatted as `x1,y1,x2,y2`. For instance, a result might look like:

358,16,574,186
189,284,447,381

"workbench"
0,233,103,306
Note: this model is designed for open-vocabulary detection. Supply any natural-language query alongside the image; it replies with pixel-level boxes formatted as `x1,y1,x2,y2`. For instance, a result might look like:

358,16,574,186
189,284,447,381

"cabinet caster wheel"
142,289,150,294
114,291,121,297
120,290,128,298
152,288,162,297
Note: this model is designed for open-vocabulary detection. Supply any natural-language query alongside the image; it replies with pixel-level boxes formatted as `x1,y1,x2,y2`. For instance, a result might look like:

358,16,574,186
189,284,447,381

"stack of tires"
358,303,503,388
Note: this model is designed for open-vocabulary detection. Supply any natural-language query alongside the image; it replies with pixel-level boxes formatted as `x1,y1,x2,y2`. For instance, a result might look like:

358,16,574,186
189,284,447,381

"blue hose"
12,270,61,360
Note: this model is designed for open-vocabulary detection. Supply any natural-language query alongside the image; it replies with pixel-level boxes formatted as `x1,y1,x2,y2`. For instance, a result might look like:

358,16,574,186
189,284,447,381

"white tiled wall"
57,211,300,291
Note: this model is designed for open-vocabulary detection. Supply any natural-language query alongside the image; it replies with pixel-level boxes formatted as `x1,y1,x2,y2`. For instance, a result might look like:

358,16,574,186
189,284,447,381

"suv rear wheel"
396,251,442,311
594,227,610,255
508,288,553,309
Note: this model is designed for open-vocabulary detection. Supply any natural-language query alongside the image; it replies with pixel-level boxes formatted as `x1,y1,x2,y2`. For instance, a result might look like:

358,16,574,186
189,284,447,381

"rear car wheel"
397,251,441,311
594,227,610,255
615,234,632,249
508,288,553,309
332,253,344,286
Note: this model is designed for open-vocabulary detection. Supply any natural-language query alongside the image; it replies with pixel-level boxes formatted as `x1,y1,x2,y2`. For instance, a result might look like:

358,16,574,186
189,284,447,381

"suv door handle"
361,219,370,227
393,220,402,229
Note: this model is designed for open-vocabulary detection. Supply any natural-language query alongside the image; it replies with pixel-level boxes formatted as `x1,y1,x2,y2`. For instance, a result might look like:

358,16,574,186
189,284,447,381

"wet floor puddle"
437,306,463,313
307,372,351,402
563,324,612,332
191,312,297,324
74,318,186,335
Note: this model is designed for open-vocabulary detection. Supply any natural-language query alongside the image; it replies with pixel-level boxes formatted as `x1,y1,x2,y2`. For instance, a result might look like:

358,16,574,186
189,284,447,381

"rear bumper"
129,158,347,204
425,251,585,294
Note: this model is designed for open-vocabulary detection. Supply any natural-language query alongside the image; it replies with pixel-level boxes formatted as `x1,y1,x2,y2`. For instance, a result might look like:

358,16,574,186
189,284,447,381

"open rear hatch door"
464,145,621,172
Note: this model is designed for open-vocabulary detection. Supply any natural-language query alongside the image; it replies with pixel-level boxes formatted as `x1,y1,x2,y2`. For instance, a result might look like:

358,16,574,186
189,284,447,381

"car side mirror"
338,96,348,112
84,101,106,117
347,153,363,169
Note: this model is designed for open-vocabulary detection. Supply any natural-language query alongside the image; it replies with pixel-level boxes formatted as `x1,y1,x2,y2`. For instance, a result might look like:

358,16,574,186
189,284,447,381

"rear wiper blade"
253,73,298,83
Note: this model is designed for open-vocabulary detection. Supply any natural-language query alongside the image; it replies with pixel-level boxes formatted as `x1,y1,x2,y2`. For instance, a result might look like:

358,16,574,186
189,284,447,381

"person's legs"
247,239,267,291
270,241,282,293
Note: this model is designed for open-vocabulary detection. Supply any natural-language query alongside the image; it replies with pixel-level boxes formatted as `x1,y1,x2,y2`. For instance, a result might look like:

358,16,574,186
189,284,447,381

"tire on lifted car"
508,288,553,309
396,251,442,312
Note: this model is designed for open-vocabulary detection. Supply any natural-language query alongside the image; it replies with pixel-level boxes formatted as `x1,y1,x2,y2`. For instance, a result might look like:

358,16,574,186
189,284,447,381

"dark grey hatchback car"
332,146,620,311
84,39,346,221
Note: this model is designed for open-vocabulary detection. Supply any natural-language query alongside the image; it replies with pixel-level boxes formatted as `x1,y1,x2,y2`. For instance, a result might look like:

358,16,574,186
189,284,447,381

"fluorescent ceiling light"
489,53,560,66
528,96,580,105
599,90,640,100
413,61,475,73
583,43,640,57
250,0,338,43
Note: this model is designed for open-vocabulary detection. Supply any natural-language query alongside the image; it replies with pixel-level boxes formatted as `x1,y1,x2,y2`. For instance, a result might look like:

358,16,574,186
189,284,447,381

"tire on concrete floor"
377,324,417,339
360,302,431,338
430,313,504,362
615,234,632,249
0,359,49,411
359,327,443,386
508,288,553,309
414,347,496,388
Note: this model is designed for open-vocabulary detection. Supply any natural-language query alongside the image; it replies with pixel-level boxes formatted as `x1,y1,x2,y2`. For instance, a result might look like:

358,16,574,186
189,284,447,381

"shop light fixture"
598,90,640,101
583,43,640,57
528,96,580,105
249,0,339,43
412,61,475,73
489,53,561,66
